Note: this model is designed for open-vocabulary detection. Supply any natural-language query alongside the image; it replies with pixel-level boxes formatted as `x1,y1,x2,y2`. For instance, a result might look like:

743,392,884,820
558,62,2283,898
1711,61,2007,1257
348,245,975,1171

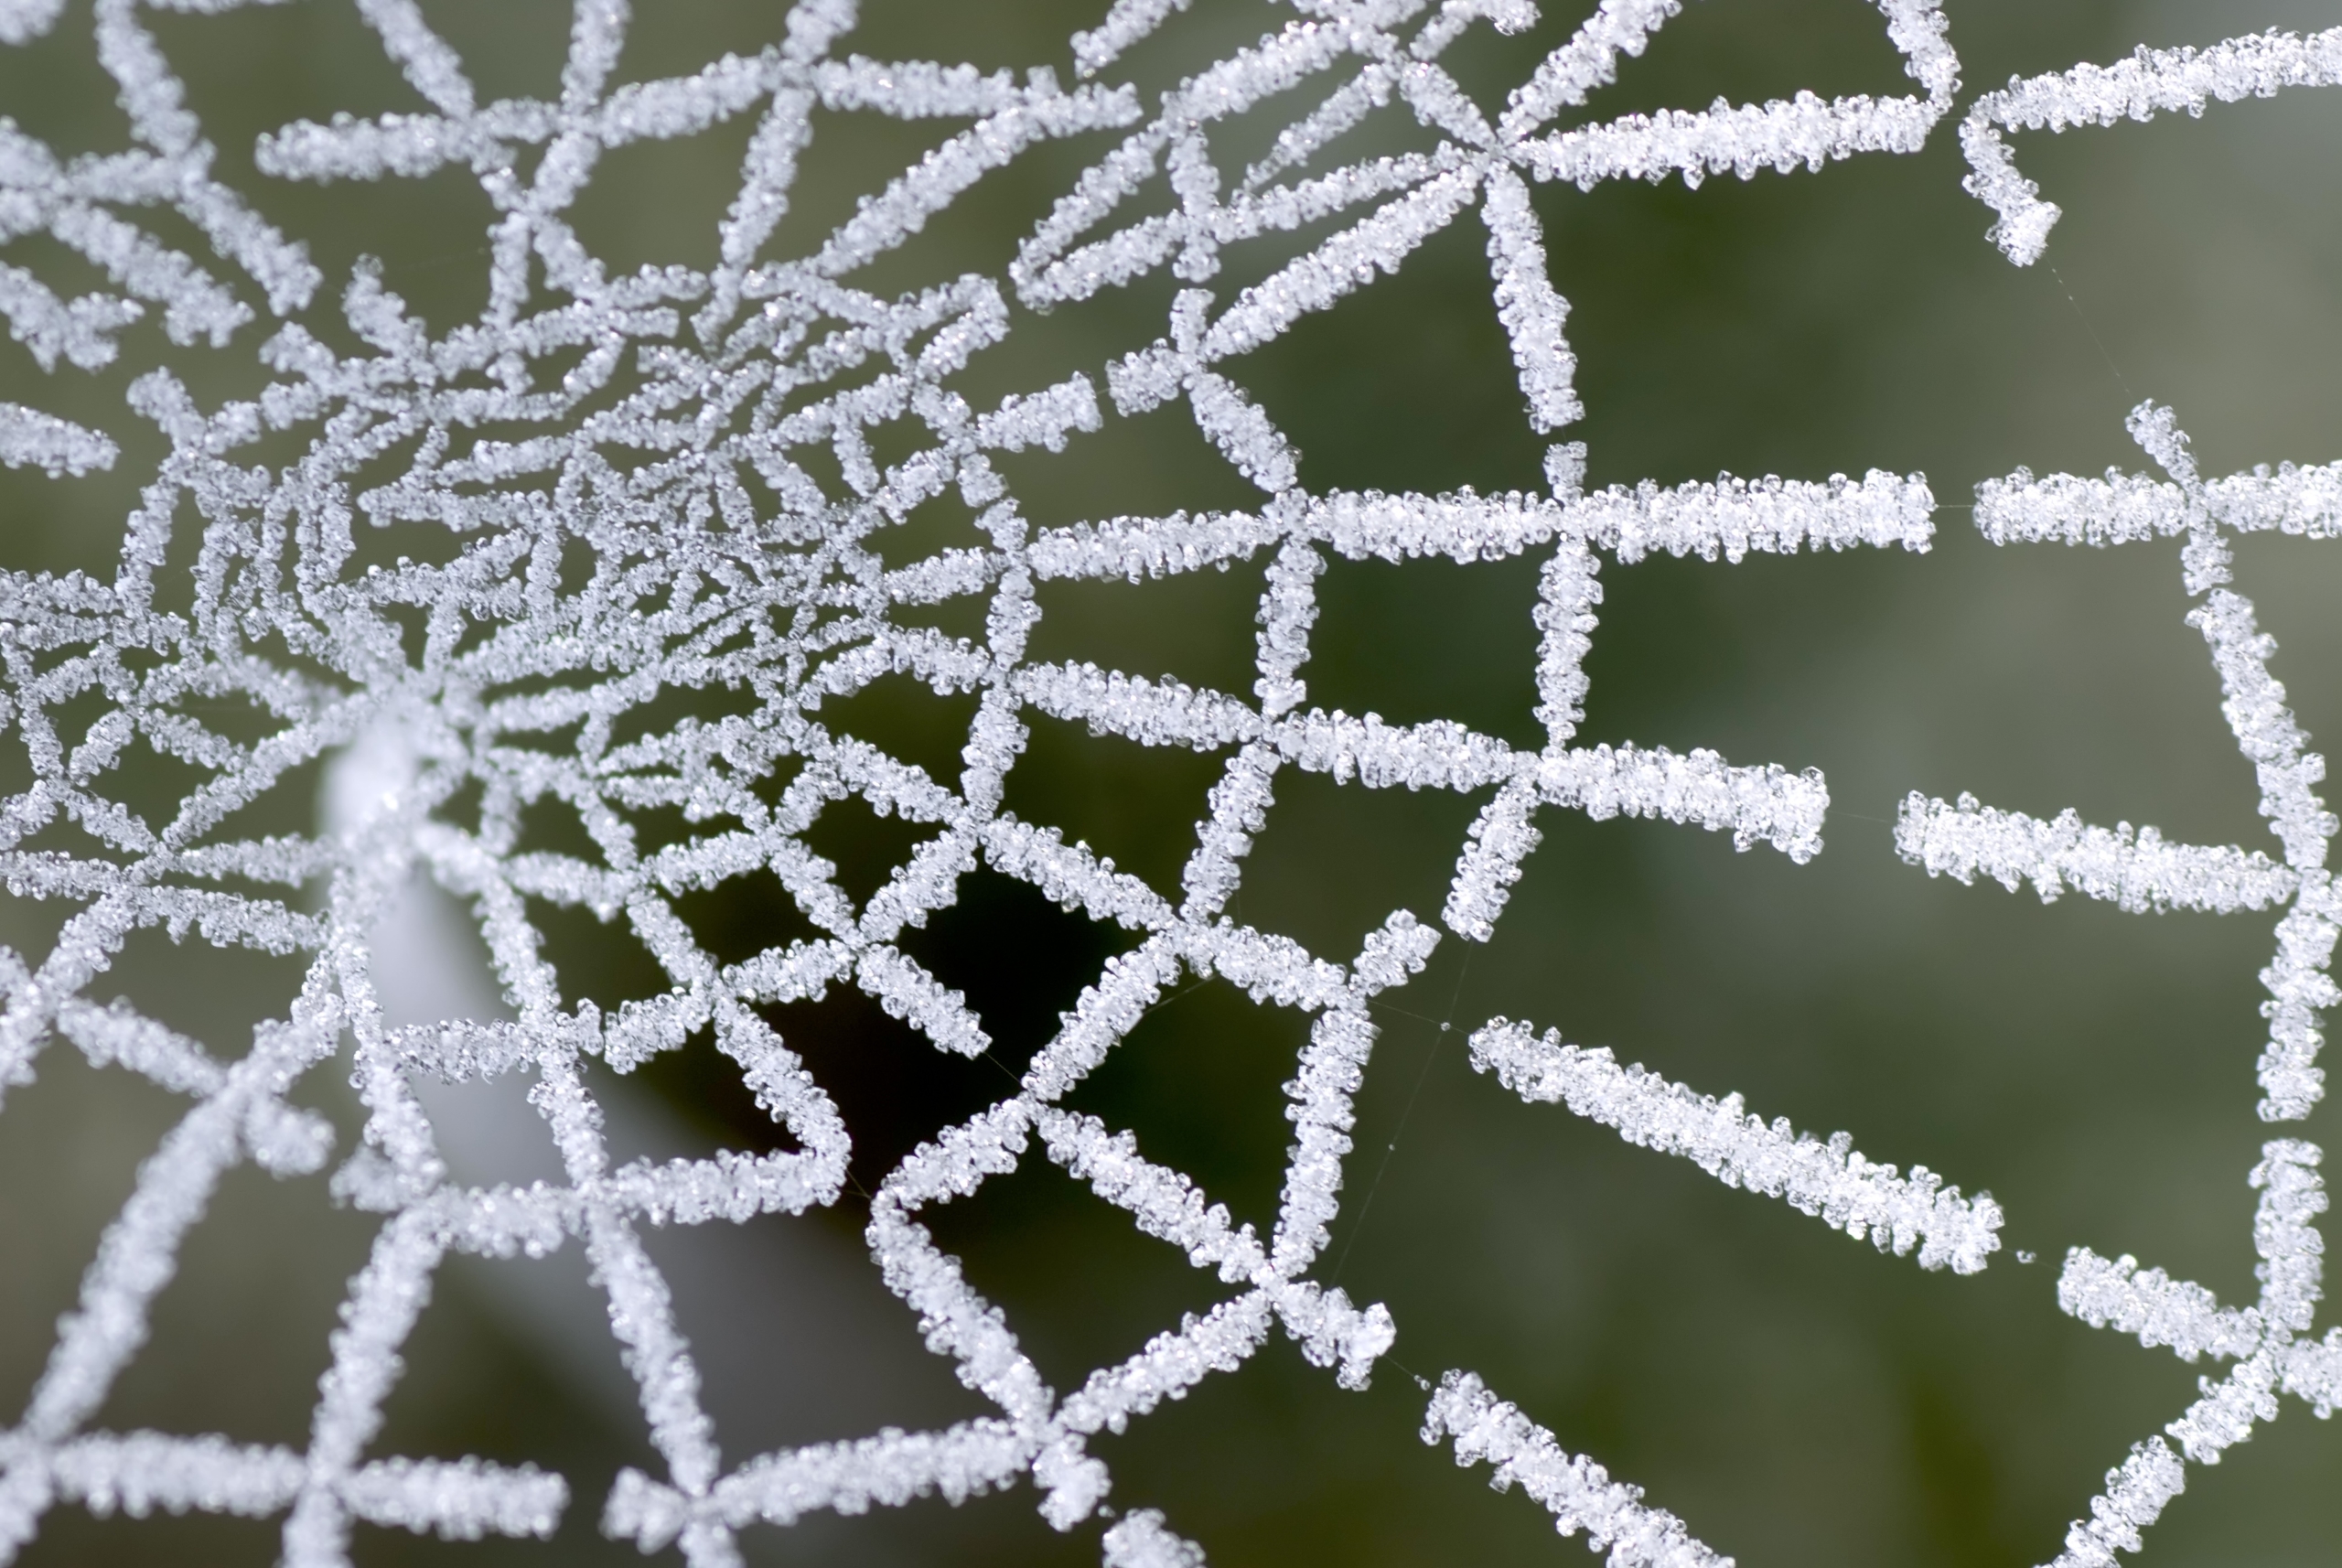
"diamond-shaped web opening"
992,381,1267,531
1239,770,1486,959
798,793,940,913
921,1140,1241,1400
811,674,985,795
756,981,1017,1200
1241,223,1557,499
1002,718,1228,900
1304,550,1546,746
902,871,1133,1052
523,896,671,1015
1026,551,1269,697
562,113,767,284
1059,975,1311,1231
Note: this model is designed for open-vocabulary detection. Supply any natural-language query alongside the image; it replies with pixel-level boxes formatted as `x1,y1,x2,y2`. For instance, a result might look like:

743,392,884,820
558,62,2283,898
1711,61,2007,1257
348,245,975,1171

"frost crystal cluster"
0,1,2331,1564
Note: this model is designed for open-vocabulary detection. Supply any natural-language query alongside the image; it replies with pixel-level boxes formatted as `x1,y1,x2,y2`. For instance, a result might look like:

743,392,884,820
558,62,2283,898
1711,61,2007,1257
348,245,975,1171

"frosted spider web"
0,1,2335,1564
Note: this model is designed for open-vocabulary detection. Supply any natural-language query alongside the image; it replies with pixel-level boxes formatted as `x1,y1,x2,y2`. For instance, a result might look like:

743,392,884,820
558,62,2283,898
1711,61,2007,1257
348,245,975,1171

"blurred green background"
6,0,2342,1563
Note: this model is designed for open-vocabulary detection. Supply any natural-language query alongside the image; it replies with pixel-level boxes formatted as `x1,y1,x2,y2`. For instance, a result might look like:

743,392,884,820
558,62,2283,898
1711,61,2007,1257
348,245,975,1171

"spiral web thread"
0,1,2332,1563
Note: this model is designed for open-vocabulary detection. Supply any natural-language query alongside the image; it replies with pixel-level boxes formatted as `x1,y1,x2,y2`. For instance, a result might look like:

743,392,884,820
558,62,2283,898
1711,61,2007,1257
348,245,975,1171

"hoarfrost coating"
1899,403,2342,1566
0,2,2331,1566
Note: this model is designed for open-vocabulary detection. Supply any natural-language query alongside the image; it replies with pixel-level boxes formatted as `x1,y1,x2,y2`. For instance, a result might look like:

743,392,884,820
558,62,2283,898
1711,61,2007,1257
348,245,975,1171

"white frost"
1909,396,2342,1565
6,0,2317,1564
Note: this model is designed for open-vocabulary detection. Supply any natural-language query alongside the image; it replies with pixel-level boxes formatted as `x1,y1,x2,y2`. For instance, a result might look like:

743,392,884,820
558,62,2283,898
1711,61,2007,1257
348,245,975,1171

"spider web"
0,2,2332,1564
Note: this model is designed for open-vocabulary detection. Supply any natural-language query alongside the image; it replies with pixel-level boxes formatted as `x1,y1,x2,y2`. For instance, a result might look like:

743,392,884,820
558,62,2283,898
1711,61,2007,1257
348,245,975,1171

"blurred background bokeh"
5,0,2342,1563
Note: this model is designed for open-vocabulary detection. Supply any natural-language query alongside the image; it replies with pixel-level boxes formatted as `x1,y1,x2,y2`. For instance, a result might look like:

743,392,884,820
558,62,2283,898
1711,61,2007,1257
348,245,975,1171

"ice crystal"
0,1,2330,1564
